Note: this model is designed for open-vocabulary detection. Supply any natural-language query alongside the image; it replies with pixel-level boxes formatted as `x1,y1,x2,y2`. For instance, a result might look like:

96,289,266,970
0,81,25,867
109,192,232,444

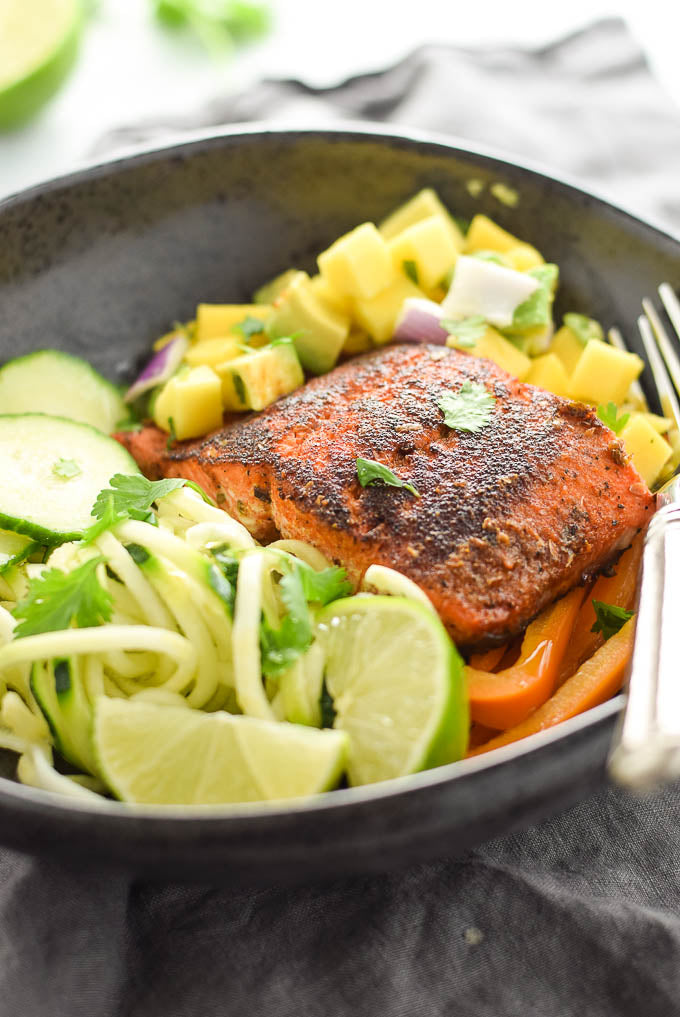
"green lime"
0,0,82,130
318,595,468,785
93,698,349,806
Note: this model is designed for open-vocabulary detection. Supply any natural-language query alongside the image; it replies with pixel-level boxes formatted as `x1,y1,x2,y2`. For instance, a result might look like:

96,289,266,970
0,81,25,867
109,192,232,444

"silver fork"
608,283,680,790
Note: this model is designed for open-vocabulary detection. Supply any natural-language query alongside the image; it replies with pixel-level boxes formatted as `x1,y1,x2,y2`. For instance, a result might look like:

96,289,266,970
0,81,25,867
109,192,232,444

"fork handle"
609,502,680,789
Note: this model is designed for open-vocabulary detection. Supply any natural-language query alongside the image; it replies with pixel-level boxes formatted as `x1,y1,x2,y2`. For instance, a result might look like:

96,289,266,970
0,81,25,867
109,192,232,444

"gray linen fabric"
3,18,680,1017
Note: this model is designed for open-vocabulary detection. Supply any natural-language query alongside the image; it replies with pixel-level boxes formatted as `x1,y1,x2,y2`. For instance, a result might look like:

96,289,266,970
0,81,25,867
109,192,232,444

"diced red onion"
392,298,449,345
124,333,189,403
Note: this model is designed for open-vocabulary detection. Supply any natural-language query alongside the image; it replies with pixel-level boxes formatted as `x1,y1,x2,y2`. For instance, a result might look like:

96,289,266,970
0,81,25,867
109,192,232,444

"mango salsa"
154,365,223,440
526,352,571,398
387,215,460,292
317,223,393,300
620,415,673,487
569,341,644,405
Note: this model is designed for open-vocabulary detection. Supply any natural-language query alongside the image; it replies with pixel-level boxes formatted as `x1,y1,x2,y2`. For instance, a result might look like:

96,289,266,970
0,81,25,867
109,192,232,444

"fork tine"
637,314,680,432
642,287,680,400
608,326,647,408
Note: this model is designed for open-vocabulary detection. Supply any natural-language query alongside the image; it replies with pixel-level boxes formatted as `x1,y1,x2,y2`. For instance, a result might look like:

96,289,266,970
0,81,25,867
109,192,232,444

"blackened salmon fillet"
118,344,654,647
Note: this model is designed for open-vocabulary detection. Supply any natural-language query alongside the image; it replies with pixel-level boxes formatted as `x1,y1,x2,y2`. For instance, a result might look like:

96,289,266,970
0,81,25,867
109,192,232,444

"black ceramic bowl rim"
0,121,674,827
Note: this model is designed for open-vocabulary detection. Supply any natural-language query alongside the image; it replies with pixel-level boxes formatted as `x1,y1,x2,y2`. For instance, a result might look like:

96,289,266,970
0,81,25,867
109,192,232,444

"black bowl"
0,125,677,885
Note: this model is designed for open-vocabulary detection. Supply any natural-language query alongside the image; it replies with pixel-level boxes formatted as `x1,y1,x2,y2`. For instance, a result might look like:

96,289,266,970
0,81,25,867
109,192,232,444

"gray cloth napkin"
4,18,680,1017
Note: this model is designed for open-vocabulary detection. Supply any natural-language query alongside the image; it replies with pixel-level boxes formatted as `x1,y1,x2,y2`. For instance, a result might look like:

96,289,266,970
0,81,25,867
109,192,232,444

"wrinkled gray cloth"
4,18,680,1017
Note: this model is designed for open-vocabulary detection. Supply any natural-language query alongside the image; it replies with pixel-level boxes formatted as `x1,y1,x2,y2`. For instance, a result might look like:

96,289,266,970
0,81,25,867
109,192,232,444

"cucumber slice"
0,351,127,434
0,414,140,543
30,658,98,776
0,529,39,574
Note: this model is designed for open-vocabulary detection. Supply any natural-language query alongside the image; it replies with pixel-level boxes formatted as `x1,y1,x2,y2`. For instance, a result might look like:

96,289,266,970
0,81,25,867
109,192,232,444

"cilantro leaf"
153,0,271,52
403,260,419,285
591,600,634,641
12,557,113,638
356,457,420,498
442,315,487,348
438,380,495,433
91,474,188,525
298,563,352,605
52,458,81,480
233,314,266,341
208,545,240,614
597,402,630,435
260,615,310,678
508,264,559,333
564,312,604,346
166,416,177,450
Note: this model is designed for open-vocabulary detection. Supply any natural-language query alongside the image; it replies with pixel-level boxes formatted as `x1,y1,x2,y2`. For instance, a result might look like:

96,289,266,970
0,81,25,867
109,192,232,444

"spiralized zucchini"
0,486,347,800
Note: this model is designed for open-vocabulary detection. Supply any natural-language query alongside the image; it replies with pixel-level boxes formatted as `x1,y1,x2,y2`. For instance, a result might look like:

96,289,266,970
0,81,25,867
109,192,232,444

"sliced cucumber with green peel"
0,414,140,542
30,658,98,776
0,529,39,573
0,351,126,434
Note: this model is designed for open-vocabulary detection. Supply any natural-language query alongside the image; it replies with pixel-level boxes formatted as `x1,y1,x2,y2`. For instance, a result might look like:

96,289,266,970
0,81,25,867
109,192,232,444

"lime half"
94,699,349,806
0,0,82,130
319,595,468,786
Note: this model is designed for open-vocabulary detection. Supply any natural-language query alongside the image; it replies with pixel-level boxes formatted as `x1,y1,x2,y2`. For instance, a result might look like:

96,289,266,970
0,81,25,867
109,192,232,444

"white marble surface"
1,0,678,201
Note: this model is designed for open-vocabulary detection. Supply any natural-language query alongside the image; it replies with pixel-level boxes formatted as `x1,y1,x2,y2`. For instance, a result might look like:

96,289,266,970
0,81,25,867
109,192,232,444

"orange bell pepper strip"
465,587,585,730
468,645,507,671
557,535,642,687
467,617,635,756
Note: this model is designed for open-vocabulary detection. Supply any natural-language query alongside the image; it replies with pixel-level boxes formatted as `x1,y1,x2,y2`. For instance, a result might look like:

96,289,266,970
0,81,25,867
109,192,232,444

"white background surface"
1,0,678,201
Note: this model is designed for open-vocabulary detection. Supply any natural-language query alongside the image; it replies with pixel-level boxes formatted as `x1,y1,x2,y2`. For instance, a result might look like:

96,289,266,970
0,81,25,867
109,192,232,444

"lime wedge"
93,698,349,806
0,0,82,130
318,595,468,785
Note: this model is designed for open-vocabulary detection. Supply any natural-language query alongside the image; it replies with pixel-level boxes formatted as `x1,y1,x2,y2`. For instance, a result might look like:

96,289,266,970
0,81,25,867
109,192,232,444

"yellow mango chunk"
309,273,353,315
550,326,585,375
476,327,532,380
465,214,522,254
352,275,424,344
184,336,243,369
217,342,304,412
620,415,672,487
526,352,571,397
153,366,223,439
569,341,644,405
379,188,464,249
195,304,271,343
631,411,674,435
504,243,544,272
387,215,460,292
318,223,393,300
342,328,373,355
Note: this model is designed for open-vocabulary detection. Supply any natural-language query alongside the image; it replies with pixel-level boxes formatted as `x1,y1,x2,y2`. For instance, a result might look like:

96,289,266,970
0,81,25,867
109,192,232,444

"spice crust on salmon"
118,344,654,647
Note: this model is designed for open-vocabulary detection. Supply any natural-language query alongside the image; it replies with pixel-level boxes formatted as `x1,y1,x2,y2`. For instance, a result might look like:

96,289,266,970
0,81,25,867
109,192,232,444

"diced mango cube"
379,188,463,247
185,336,243,369
550,325,585,375
620,415,672,487
254,269,299,305
317,223,393,300
153,365,223,439
457,326,532,380
387,215,460,292
526,352,571,397
195,304,271,343
352,276,424,344
217,341,304,412
633,411,674,435
465,215,521,254
342,328,373,355
309,273,353,315
569,341,644,405
504,243,544,272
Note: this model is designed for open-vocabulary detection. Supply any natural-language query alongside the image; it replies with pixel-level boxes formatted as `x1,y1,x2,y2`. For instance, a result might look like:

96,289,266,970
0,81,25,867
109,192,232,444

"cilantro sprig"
153,0,271,55
597,402,630,436
591,601,634,641
356,458,420,498
260,558,351,678
232,314,266,341
12,557,113,639
442,315,487,348
438,380,496,434
402,260,419,285
91,475,189,527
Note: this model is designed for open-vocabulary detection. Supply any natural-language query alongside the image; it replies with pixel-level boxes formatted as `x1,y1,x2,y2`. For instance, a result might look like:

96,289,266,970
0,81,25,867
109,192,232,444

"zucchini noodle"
0,479,348,800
